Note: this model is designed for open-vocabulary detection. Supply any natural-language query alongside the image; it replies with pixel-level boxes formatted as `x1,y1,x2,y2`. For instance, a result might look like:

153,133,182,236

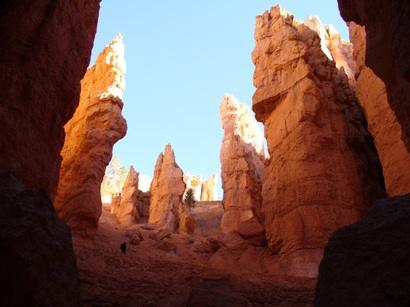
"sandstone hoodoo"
304,16,356,83
200,174,218,201
0,0,101,196
149,144,186,230
100,156,129,204
219,94,266,234
338,0,410,151
112,166,140,225
252,6,385,255
55,34,127,238
348,23,410,196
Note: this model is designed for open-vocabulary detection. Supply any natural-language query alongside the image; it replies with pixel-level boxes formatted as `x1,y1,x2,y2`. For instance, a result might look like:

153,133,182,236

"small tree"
184,188,196,209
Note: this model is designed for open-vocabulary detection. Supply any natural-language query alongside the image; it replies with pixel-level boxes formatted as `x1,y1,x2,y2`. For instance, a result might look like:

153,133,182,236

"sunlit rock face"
349,23,410,196
338,0,410,151
0,0,100,196
219,94,266,234
55,35,127,238
183,173,202,200
305,16,356,83
252,6,385,255
100,156,128,204
149,144,186,230
200,174,218,201
112,166,139,225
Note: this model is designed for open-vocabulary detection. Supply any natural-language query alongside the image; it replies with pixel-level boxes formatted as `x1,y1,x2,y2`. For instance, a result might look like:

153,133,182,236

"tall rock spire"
219,94,266,233
54,35,127,238
149,144,186,230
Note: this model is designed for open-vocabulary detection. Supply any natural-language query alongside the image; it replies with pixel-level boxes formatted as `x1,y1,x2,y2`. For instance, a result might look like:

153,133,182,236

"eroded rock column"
348,23,410,196
219,94,266,233
55,35,127,238
149,144,185,230
112,166,139,225
252,6,385,254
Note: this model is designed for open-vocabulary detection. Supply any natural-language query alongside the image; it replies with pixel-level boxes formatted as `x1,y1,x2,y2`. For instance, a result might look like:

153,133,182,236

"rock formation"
348,23,410,196
338,0,410,151
252,6,385,254
100,156,128,204
112,166,139,225
55,34,127,238
219,94,266,234
0,173,81,306
149,144,186,230
136,190,151,219
315,195,410,307
0,2,100,304
0,0,100,196
183,173,202,200
200,174,218,201
305,16,356,83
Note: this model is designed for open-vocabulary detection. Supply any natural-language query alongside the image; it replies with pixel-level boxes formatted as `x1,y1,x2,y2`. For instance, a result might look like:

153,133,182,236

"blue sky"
91,1,348,184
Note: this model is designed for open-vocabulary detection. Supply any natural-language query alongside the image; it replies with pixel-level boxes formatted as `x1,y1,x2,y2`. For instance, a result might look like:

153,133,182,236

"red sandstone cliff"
349,23,410,196
0,1,101,305
0,0,101,196
55,34,127,238
252,6,385,254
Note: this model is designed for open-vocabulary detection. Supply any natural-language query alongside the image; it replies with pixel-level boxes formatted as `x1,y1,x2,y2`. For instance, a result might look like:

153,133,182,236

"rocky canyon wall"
219,94,266,234
338,0,410,151
348,23,410,196
252,6,385,254
149,144,185,230
54,35,127,238
0,1,101,305
0,0,101,196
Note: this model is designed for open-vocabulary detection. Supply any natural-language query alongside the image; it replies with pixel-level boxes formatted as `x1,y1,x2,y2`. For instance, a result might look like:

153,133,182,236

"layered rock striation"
149,144,185,230
338,0,410,151
348,23,410,196
0,0,101,196
219,94,266,234
252,6,385,254
55,35,127,238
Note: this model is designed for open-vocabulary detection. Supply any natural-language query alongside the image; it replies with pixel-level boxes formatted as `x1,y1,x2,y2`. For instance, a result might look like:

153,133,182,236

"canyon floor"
73,203,316,307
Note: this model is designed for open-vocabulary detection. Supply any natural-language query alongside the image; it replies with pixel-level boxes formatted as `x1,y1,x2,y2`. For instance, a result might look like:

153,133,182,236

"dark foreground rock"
0,173,80,307
315,195,410,307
